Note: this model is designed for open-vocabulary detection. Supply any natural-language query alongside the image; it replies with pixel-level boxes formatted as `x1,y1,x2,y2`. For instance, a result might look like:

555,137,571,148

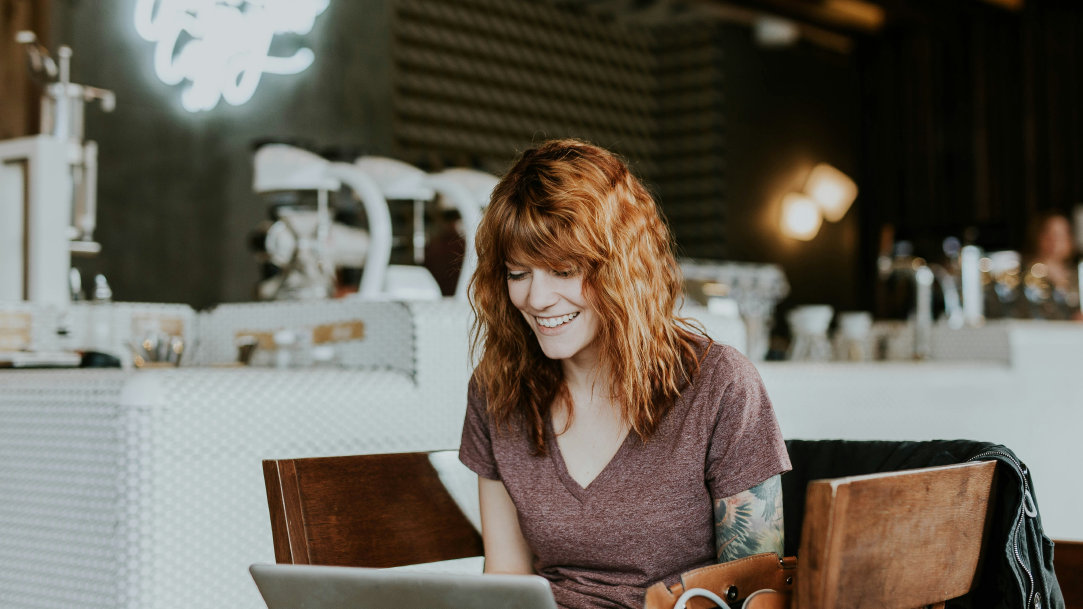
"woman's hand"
713,475,784,562
478,477,534,574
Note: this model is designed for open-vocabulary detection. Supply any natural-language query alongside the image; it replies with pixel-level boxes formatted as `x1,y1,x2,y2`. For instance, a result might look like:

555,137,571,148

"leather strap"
644,553,797,609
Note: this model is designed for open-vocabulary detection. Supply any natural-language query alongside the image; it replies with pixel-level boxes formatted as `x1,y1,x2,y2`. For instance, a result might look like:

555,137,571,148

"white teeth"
536,312,579,328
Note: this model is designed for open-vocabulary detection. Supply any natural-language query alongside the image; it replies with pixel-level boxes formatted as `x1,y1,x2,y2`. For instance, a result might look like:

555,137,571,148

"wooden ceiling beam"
733,0,886,33
976,0,1024,10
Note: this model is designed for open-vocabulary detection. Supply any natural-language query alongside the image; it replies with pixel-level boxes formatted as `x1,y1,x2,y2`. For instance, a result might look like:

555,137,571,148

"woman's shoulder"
678,336,766,408
690,334,759,378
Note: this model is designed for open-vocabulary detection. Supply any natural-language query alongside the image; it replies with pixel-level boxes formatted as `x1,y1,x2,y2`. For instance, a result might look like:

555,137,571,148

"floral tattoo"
713,474,784,562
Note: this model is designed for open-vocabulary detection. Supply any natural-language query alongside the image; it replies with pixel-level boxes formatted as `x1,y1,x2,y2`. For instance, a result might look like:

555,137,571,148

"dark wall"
46,0,865,311
720,25,863,314
857,0,1083,293
17,1,1083,316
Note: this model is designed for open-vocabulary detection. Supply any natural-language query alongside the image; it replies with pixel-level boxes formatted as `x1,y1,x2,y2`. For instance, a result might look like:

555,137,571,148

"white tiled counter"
0,308,1078,609
0,300,479,609
1,368,434,609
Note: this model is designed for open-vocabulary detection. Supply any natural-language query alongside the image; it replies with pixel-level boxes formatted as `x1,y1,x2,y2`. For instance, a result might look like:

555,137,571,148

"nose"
526,270,559,311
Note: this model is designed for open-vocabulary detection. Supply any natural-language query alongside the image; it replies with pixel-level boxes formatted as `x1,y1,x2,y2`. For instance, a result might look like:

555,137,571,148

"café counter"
0,304,1079,609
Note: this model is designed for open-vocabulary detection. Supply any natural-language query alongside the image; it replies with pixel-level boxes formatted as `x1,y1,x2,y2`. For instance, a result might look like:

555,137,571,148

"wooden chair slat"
262,452,483,568
795,460,997,609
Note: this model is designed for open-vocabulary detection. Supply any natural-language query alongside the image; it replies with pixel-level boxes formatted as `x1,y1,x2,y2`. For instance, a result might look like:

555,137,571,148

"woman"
459,139,790,609
1021,211,1081,320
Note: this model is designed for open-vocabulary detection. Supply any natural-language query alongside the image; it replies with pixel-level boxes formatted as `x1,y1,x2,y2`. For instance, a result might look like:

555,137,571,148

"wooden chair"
262,451,483,568
793,460,998,609
262,452,1001,608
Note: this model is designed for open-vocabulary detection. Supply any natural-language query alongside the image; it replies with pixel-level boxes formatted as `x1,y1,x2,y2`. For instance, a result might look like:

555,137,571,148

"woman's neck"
562,353,605,394
553,357,624,441
559,355,616,416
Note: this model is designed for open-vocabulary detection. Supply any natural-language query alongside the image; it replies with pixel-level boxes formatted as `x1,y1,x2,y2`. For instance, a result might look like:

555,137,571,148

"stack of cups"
786,305,834,361
835,311,873,362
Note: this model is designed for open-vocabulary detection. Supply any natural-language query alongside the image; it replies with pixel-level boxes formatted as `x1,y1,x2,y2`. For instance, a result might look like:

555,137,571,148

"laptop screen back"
250,563,559,609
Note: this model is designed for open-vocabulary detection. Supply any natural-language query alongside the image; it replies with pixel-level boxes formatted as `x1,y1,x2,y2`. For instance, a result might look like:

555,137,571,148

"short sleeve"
704,348,791,499
459,375,501,480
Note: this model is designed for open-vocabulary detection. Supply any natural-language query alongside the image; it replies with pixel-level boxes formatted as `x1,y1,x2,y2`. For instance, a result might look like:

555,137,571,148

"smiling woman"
503,265,599,365
459,139,791,609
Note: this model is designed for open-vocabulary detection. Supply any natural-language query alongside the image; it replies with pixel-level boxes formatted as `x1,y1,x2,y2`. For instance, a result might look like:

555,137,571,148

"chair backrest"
262,452,484,568
795,460,998,609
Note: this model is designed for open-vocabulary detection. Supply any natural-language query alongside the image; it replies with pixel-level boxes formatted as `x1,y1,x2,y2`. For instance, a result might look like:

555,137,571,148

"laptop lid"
250,563,559,609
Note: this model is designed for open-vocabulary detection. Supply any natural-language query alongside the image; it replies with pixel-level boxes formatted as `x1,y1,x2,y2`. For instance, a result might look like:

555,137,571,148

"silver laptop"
250,563,559,609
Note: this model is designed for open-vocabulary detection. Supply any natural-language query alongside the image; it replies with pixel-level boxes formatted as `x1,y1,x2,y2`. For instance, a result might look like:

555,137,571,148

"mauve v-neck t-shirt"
458,340,791,609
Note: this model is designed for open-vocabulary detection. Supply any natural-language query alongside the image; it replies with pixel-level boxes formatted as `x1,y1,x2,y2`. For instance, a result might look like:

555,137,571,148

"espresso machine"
0,31,114,304
250,145,500,301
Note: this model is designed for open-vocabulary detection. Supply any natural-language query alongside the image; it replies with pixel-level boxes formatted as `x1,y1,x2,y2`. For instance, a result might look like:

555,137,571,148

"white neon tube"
134,0,329,112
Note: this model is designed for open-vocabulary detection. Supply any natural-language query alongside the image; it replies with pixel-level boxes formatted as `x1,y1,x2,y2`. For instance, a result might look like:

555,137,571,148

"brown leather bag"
643,553,796,609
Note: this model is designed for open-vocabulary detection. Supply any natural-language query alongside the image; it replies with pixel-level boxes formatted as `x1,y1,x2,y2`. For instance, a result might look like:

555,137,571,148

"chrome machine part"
18,31,115,249
1,32,114,305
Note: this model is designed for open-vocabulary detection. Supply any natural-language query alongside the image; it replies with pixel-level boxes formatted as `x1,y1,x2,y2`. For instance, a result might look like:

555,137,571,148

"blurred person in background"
424,205,466,296
1021,210,1081,321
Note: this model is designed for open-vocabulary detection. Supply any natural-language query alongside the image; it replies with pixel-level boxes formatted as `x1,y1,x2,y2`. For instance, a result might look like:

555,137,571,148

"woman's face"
1038,215,1074,263
505,263,601,367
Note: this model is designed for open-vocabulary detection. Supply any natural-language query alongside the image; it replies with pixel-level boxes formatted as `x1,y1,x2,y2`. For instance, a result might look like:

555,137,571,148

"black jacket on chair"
782,439,1064,609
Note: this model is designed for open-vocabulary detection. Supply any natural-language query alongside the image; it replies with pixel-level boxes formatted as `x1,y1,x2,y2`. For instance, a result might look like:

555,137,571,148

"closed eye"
506,270,529,281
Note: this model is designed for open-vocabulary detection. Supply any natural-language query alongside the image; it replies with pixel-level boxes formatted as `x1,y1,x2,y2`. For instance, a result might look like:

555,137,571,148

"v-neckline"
546,417,636,502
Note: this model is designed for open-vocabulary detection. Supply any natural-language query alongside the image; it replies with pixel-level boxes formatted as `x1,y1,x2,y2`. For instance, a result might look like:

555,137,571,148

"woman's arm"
478,477,534,574
713,474,784,562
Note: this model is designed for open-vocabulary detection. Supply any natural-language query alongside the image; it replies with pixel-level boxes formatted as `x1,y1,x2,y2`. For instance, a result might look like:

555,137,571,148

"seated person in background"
1021,210,1081,320
458,139,791,609
424,206,466,296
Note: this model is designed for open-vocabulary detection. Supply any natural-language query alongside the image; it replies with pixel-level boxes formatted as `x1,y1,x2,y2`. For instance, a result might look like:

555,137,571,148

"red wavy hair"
469,139,704,454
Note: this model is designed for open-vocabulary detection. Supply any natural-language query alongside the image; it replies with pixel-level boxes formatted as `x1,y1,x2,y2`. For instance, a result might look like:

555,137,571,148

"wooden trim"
279,460,310,564
263,459,311,565
0,0,49,138
795,481,835,606
261,460,290,563
20,160,28,300
733,0,884,33
978,0,1024,11
1055,539,1083,609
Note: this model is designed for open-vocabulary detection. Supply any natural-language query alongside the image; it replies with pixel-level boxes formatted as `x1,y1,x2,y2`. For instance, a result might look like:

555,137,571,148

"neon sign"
134,0,329,112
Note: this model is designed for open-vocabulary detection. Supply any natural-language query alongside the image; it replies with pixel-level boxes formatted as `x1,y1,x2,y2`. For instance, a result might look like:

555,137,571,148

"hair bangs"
495,197,596,272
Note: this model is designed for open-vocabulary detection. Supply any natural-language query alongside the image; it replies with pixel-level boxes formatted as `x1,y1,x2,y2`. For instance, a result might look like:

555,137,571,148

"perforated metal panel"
0,371,130,609
0,299,480,609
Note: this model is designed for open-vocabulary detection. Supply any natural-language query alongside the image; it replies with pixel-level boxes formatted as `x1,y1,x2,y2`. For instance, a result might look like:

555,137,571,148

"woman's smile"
535,312,580,329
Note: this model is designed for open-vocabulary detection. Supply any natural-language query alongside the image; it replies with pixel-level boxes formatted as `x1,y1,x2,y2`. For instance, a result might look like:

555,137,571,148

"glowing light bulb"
806,163,858,222
780,193,822,241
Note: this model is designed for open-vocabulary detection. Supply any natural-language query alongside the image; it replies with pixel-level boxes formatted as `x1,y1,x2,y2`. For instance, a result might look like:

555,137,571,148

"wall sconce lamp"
806,163,858,222
780,193,823,241
780,163,858,241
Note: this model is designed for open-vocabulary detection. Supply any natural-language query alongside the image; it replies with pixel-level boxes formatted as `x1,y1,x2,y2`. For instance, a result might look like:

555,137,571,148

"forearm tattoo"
713,474,784,562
